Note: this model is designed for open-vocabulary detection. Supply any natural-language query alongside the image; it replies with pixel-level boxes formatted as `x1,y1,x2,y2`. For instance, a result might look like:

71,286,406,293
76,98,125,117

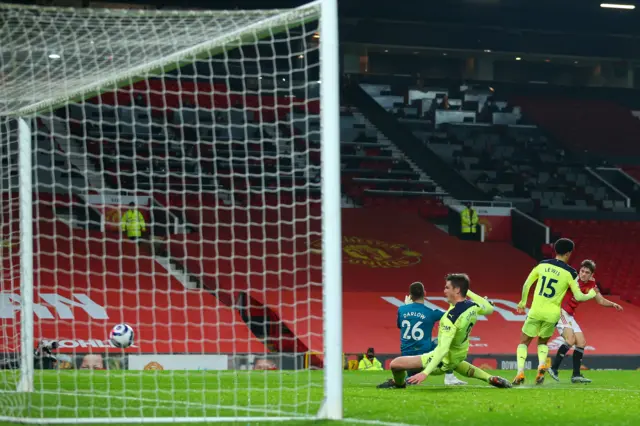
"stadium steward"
121,201,146,241
358,348,384,371
460,202,479,240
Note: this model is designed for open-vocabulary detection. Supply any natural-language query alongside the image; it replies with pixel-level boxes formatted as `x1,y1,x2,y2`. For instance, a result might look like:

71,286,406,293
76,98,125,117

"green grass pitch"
1,370,639,425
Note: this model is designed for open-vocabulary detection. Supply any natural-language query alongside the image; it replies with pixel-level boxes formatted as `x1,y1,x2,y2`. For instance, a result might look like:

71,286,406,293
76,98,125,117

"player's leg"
455,361,512,388
444,369,467,386
534,322,555,385
571,330,591,383
420,338,465,385
549,324,576,381
409,367,466,386
446,351,509,388
513,318,537,385
439,351,467,386
377,355,423,389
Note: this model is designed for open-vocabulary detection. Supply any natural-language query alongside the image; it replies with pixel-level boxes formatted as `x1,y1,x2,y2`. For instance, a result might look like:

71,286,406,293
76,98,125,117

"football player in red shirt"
548,259,623,383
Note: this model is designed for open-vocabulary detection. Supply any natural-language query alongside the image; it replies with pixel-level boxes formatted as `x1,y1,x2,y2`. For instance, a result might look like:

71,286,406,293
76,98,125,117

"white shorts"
556,309,582,335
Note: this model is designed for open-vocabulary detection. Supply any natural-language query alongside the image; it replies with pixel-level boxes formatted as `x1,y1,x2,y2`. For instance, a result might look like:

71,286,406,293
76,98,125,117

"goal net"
0,0,342,423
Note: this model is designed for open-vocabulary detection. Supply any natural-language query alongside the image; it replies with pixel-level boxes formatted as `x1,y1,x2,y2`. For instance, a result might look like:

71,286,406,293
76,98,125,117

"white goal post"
0,0,342,423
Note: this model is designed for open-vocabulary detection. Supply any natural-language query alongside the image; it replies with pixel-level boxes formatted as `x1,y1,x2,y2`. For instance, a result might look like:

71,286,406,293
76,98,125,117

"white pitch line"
467,384,640,392
361,382,640,393
0,390,304,417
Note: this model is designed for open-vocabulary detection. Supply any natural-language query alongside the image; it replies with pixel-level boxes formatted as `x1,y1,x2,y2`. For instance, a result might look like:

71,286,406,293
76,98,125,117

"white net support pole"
17,117,34,393
318,0,342,421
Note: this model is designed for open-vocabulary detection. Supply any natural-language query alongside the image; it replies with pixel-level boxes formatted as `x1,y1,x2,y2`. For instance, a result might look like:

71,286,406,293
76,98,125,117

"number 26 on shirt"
401,320,424,341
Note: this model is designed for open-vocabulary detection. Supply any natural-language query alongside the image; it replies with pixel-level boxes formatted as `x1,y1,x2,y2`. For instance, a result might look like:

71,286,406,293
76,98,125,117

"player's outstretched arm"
595,291,623,311
467,290,494,316
518,267,539,309
407,318,456,385
568,278,597,301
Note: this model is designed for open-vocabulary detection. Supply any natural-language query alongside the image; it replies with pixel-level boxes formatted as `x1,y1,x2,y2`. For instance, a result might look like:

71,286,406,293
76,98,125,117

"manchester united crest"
311,236,422,268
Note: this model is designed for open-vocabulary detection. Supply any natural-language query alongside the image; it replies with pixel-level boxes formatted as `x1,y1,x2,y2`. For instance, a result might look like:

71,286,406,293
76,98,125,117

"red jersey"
561,278,598,316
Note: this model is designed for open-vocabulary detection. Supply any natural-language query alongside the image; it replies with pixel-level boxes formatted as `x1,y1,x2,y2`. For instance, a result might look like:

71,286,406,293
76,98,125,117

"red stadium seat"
548,219,639,296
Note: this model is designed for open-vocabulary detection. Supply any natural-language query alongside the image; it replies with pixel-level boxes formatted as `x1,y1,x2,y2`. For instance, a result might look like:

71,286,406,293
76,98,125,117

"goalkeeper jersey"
519,258,597,323
421,290,494,376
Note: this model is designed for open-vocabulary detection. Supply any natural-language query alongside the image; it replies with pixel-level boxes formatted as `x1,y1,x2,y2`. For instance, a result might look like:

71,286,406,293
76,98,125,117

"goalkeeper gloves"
404,295,413,305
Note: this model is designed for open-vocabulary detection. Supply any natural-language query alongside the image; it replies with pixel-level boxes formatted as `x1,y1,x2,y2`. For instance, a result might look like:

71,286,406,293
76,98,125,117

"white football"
109,323,134,348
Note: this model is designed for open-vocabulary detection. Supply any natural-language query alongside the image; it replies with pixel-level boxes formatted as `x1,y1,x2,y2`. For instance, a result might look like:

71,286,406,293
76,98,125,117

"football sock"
573,347,585,377
517,344,528,373
537,344,549,369
551,343,571,371
392,369,407,386
455,361,492,382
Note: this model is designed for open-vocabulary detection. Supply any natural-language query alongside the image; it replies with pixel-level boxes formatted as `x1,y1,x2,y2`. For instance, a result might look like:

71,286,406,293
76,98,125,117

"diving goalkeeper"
513,238,597,386
377,273,511,389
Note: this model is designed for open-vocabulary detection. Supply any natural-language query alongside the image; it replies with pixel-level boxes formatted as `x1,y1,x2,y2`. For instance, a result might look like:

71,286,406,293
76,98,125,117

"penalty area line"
0,390,301,417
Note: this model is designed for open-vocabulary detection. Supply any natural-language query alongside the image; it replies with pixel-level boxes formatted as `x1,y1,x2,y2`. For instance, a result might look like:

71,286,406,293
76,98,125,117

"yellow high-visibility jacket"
358,356,383,371
121,209,146,237
460,208,479,234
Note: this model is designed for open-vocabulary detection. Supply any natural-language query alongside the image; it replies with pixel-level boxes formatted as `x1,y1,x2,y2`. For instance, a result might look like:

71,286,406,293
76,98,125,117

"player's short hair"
445,273,470,297
580,259,596,273
409,282,425,301
554,238,575,256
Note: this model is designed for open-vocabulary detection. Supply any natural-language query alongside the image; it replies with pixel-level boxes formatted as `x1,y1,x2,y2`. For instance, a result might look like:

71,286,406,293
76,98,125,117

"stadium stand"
544,219,640,303
348,78,640,314
14,75,640,359
513,97,640,158
340,105,449,218
359,82,633,213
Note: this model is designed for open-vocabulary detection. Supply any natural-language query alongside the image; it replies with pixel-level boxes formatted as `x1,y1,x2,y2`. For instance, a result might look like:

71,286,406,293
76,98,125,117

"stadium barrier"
0,353,305,371
3,351,638,371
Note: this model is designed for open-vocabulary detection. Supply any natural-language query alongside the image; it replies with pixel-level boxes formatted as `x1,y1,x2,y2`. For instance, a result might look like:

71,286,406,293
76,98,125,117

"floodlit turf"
1,370,639,425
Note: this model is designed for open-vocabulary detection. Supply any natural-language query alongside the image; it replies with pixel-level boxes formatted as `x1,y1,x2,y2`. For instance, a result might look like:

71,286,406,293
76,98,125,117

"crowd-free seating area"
361,82,523,127
513,97,640,158
362,82,635,213
544,219,640,305
66,86,320,207
430,125,630,211
339,105,448,218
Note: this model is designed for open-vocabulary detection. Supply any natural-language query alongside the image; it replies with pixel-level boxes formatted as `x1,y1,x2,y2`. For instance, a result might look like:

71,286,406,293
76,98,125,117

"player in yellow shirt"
377,273,511,389
513,238,597,386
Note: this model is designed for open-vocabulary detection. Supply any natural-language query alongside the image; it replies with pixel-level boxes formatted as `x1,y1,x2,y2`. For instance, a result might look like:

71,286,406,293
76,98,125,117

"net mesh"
0,1,325,422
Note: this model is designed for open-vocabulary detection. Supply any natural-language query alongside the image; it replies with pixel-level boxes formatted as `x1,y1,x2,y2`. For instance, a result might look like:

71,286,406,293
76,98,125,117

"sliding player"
513,238,597,386
377,273,511,389
548,259,623,383
399,281,467,386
